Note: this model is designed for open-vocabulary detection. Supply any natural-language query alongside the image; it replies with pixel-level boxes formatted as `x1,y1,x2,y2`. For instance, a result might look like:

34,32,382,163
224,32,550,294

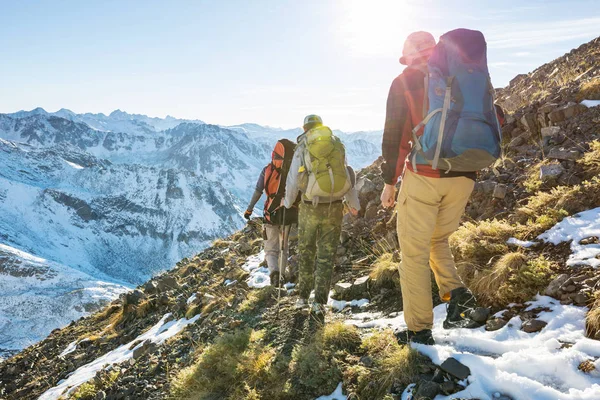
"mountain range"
0,108,382,357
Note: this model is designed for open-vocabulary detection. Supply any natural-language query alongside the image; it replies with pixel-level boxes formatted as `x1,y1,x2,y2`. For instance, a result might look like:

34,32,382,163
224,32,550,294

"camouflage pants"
297,202,343,304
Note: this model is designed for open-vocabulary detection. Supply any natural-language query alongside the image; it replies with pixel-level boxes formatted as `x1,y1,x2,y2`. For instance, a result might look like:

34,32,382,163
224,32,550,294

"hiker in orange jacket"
380,31,483,346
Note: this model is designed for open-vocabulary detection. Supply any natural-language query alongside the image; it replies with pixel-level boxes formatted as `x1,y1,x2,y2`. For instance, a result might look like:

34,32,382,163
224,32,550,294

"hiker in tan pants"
380,31,484,345
396,169,474,333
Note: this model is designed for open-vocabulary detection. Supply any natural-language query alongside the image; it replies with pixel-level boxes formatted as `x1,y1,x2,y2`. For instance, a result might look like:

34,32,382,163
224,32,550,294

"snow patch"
315,382,346,400
242,251,271,289
59,340,79,357
348,296,600,399
582,100,600,108
507,237,537,248
39,313,200,400
328,296,369,312
63,160,84,169
538,207,600,267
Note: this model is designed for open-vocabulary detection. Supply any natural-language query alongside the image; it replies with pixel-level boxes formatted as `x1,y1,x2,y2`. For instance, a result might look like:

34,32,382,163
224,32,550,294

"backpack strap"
410,108,443,172
432,76,454,170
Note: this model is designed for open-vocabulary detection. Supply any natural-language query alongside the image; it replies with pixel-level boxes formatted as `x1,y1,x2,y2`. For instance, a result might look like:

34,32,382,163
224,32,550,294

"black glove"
244,209,252,220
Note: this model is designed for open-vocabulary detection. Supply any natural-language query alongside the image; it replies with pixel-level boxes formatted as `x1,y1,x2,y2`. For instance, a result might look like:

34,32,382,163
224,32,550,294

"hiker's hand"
349,207,358,216
380,184,396,209
244,209,252,220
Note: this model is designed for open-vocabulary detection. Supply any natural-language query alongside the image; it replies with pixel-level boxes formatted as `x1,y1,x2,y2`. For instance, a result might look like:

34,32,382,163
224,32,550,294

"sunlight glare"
336,0,418,57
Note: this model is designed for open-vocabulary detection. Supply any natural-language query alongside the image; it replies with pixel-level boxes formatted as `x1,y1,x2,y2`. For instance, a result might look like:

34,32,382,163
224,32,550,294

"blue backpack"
411,29,502,172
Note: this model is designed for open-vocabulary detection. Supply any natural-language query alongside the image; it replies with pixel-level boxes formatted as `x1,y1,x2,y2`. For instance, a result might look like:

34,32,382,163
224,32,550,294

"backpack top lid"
271,138,296,169
428,29,487,76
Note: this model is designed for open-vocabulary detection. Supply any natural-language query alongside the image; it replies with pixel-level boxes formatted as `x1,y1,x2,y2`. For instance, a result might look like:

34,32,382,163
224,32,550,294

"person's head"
302,114,323,132
399,31,436,66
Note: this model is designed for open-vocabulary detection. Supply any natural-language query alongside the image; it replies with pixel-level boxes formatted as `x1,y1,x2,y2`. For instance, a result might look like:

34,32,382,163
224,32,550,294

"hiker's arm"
284,149,302,208
247,167,266,212
381,76,410,185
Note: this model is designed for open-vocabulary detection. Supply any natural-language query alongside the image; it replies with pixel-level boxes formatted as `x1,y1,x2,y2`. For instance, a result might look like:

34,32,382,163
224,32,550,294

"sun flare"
336,0,419,56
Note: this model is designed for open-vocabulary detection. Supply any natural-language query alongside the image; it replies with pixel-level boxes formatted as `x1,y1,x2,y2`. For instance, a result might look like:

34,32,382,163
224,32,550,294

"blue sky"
1,0,598,131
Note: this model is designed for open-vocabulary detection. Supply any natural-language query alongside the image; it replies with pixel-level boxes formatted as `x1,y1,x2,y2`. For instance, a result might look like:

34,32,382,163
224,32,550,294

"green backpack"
301,126,352,203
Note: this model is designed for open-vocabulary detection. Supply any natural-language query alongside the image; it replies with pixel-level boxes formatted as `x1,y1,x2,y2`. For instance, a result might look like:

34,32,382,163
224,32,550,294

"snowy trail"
38,313,200,400
346,296,600,400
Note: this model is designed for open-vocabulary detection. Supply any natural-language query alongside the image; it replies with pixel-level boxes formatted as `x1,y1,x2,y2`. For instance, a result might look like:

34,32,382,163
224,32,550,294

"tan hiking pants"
396,169,475,331
264,224,291,274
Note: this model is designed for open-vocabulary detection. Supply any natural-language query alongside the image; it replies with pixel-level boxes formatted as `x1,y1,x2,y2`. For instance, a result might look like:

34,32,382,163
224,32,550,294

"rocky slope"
2,37,600,400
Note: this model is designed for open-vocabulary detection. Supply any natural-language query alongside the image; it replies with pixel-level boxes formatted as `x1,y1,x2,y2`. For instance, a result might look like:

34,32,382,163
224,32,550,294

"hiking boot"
395,329,435,345
443,287,483,329
269,271,280,287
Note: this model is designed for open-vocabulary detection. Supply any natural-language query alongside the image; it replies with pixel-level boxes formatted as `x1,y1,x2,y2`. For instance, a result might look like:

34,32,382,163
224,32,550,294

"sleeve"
381,76,411,185
284,146,303,208
344,187,361,211
246,167,266,210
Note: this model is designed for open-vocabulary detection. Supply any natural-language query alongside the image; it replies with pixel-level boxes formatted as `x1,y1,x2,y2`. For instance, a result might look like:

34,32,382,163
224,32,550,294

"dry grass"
369,253,400,289
352,330,424,399
238,286,275,313
471,254,555,307
586,291,600,340
576,77,600,101
450,219,519,267
170,329,278,400
580,141,600,179
515,178,600,232
322,322,362,353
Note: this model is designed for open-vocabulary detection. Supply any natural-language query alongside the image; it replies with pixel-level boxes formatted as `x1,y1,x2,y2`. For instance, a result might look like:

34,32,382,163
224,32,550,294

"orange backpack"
263,139,297,224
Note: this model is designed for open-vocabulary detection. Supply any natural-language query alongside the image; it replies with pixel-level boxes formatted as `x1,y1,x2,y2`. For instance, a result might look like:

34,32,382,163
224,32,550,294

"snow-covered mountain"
0,108,381,357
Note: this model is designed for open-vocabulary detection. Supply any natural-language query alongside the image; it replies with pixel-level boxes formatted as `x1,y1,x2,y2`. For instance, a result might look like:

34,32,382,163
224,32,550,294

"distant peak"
30,107,48,114
109,109,129,118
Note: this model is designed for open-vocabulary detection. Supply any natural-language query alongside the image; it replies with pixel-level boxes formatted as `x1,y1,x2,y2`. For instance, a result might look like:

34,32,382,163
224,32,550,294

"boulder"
236,242,253,255
522,319,547,333
540,163,565,183
124,289,146,306
156,276,179,292
132,339,157,359
493,184,507,200
414,381,441,400
440,357,471,380
547,148,582,161
211,258,226,271
545,274,569,297
142,281,158,294
364,204,379,220
333,282,353,299
541,126,561,138
357,177,376,198
520,113,538,134
352,276,370,297
486,318,508,331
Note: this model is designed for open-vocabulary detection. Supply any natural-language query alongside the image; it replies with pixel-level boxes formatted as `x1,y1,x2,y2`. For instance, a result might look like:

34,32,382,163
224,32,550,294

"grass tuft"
472,254,555,307
586,291,600,340
322,322,362,353
576,77,600,101
353,330,424,399
369,252,400,289
170,329,277,400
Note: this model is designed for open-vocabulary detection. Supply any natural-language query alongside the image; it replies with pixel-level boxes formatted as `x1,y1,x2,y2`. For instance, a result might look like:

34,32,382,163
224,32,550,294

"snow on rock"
59,340,79,358
38,313,201,400
186,293,197,305
582,100,600,108
538,207,600,267
315,382,347,400
242,251,271,289
63,160,84,169
506,237,537,248
328,295,369,312
348,296,600,400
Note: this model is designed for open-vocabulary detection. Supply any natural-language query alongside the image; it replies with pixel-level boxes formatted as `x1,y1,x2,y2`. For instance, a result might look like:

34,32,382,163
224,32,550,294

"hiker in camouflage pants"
296,201,344,304
284,115,360,312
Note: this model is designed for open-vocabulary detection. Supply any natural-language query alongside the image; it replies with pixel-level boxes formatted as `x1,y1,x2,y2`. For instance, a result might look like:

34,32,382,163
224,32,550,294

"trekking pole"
276,206,286,319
